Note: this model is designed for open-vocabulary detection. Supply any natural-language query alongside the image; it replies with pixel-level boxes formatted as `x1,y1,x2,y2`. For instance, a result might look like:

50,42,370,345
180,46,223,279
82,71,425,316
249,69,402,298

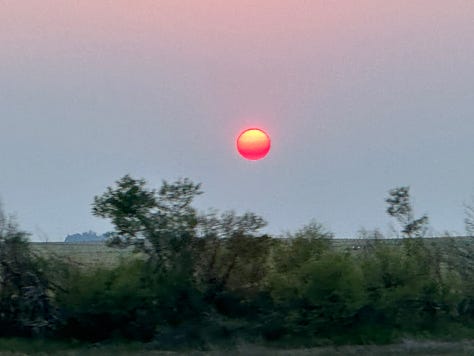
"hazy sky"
1,1,474,241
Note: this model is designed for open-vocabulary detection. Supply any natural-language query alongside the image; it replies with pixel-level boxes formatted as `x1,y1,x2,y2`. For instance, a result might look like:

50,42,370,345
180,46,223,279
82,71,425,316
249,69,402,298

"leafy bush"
0,206,56,337
55,258,206,343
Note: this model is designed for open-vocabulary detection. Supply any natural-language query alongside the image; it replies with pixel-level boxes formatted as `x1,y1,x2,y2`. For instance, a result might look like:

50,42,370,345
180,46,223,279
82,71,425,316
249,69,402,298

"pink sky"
1,1,474,239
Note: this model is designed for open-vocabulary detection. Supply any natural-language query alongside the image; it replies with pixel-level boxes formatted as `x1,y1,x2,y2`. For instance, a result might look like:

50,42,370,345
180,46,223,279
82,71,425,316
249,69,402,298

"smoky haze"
1,1,473,240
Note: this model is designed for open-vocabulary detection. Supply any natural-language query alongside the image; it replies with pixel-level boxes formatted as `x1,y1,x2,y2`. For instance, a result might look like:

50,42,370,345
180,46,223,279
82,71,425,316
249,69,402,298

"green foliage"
34,229,474,346
270,221,332,275
197,210,267,239
386,186,428,238
359,239,463,332
92,175,157,242
464,196,474,236
56,259,205,342
194,210,270,297
0,205,56,337
6,178,474,348
193,210,273,338
92,175,202,269
272,252,364,336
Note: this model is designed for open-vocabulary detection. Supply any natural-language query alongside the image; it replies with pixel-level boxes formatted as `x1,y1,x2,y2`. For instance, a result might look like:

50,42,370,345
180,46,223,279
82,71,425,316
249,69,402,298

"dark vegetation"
2,176,474,351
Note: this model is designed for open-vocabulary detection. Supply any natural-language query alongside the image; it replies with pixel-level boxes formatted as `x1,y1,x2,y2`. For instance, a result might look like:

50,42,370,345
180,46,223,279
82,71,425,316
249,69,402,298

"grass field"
31,242,140,268
30,236,474,268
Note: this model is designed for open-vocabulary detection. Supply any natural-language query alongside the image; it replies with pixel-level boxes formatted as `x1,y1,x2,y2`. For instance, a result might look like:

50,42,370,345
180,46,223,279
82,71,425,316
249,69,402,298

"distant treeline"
2,176,474,349
64,231,107,243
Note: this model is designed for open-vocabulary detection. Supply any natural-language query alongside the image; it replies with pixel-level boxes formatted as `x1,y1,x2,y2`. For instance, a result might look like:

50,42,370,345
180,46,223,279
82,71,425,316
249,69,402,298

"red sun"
236,128,271,160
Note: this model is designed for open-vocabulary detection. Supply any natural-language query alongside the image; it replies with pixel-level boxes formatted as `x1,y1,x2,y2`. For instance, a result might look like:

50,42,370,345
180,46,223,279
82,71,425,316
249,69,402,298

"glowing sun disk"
236,128,271,160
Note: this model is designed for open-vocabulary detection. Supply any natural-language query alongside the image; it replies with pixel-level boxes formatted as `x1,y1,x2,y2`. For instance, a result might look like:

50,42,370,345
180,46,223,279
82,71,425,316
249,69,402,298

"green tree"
464,195,474,236
271,220,333,275
386,186,428,238
92,175,202,267
195,210,271,304
92,175,157,245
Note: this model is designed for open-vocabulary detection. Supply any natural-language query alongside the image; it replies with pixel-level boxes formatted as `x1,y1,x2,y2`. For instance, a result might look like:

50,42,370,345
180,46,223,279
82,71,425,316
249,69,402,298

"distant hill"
64,231,107,243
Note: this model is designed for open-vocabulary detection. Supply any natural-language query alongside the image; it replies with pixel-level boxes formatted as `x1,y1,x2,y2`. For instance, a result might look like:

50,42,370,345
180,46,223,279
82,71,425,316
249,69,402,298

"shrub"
0,207,56,337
